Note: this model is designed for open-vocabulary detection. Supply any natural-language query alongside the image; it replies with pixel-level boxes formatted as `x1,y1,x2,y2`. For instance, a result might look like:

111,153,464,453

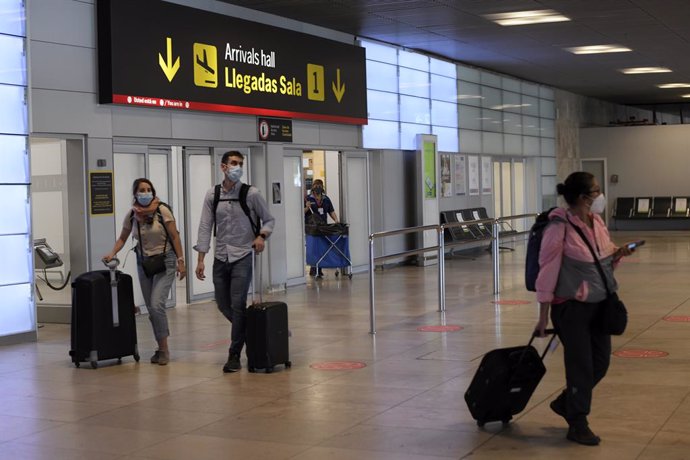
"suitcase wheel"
117,358,122,364
248,367,256,373
285,361,292,368
265,367,274,374
134,353,140,362
477,420,485,428
75,362,80,368
90,361,98,369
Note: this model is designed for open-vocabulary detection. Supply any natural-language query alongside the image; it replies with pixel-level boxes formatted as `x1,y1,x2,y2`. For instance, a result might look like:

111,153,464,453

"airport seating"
612,196,690,230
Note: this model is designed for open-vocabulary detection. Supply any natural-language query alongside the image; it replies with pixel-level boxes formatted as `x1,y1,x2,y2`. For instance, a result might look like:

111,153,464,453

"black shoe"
550,398,567,420
317,269,324,278
222,352,241,373
309,267,316,276
567,424,601,446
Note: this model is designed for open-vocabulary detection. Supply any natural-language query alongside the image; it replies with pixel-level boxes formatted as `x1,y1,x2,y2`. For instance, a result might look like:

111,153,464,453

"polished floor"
2,231,690,459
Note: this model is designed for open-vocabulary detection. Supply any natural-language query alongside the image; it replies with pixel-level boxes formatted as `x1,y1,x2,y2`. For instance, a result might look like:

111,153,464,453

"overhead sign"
97,0,368,125
258,117,293,142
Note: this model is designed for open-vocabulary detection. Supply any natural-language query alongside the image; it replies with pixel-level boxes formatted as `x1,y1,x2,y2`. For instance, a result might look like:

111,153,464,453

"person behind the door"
103,178,186,366
194,150,275,373
304,178,338,277
534,171,634,446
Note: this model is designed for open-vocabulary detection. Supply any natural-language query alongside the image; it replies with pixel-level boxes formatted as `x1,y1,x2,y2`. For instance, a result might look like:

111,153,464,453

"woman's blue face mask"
136,192,153,206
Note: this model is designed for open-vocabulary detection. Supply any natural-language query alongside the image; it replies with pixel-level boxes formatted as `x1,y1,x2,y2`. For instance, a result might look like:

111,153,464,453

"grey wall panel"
264,143,287,287
318,124,359,147
220,115,257,142
86,136,114,271
171,112,224,140
292,121,319,145
30,41,96,93
31,89,112,138
28,0,95,48
112,107,172,139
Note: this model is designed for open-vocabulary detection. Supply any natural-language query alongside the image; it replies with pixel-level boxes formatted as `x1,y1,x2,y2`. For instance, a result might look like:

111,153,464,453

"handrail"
367,212,538,334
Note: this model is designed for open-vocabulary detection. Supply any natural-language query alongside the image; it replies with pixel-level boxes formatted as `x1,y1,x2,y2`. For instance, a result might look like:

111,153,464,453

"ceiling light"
658,83,690,89
565,45,632,55
485,10,570,26
619,67,672,74
682,94,690,98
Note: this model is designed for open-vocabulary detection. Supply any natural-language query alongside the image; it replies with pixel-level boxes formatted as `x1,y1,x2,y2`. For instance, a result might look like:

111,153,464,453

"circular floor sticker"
613,349,669,358
491,300,531,305
310,361,367,370
416,325,463,332
664,316,690,322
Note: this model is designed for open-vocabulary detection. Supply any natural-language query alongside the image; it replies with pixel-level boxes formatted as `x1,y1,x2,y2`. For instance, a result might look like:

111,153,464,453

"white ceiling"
220,0,690,106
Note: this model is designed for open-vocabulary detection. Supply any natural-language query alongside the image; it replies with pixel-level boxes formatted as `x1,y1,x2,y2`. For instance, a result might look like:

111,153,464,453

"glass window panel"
149,154,169,202
430,57,456,77
399,50,429,71
30,139,62,176
0,1,25,36
457,65,480,83
0,134,28,183
459,129,481,153
542,157,557,175
541,118,555,138
503,112,522,134
399,67,429,97
504,134,522,155
431,100,457,127
367,90,399,121
541,138,556,157
362,40,397,64
366,60,397,92
482,132,503,154
458,104,481,130
523,115,540,136
457,81,482,106
542,176,557,196
432,126,458,153
430,74,456,102
0,185,28,234
522,82,539,96
524,136,540,155
400,123,430,150
502,77,521,92
0,35,25,85
480,71,501,88
0,283,33,336
514,162,525,225
481,109,503,132
540,86,554,100
493,163,501,217
502,162,511,216
400,95,430,124
0,84,27,135
540,99,555,119
522,96,539,116
0,234,30,285
363,119,399,149
482,86,501,109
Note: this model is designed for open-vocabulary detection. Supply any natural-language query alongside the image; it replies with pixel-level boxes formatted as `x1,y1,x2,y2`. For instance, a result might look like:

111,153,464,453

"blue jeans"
213,254,252,356
137,250,176,342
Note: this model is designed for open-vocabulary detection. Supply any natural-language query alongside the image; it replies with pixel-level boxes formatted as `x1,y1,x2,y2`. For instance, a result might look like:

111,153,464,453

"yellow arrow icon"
332,68,345,102
158,37,180,82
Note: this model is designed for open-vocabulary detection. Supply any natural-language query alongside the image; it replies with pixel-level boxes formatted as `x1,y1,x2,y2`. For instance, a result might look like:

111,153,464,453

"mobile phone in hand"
627,240,646,250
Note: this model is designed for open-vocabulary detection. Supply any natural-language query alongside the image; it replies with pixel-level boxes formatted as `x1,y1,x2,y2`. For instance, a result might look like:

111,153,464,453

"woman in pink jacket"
534,172,634,446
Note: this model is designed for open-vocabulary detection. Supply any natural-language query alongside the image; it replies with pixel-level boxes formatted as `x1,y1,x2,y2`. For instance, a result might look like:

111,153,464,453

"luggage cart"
305,223,352,279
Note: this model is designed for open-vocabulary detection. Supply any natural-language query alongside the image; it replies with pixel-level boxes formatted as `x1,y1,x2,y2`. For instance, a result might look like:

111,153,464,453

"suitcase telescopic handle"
250,248,263,305
528,329,557,360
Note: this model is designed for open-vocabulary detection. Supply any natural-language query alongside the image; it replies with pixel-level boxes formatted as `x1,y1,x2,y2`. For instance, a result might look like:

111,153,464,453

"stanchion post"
369,236,376,334
492,220,500,294
438,226,445,312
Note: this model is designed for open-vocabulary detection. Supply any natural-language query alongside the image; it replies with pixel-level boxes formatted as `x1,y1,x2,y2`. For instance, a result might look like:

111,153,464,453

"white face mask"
590,193,606,214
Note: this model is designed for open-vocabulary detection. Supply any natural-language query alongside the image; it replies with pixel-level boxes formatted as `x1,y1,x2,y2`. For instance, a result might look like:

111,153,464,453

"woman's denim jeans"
137,250,176,342
212,254,253,356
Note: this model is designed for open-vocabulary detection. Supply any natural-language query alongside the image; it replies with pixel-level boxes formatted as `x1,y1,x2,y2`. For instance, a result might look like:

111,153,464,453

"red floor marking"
310,361,367,370
491,300,531,305
613,349,669,358
416,325,463,332
664,316,690,322
199,339,231,350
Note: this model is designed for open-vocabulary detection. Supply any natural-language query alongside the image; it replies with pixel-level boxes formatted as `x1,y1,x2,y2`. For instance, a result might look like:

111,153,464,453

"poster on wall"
89,171,114,215
440,154,452,197
423,140,436,199
481,156,492,194
468,155,479,196
454,155,466,196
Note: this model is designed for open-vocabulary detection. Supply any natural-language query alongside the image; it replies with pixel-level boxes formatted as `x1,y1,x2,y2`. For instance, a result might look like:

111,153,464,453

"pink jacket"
536,207,619,304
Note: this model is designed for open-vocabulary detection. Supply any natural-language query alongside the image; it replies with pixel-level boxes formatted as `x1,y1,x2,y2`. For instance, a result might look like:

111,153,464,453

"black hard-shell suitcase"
465,331,556,427
69,267,140,369
246,301,291,373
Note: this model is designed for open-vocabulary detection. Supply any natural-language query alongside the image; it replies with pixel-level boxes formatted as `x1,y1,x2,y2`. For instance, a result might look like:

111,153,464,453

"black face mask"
313,186,323,194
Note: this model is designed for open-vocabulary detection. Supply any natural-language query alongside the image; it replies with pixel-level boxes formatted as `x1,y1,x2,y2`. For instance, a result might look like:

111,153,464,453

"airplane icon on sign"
193,43,218,88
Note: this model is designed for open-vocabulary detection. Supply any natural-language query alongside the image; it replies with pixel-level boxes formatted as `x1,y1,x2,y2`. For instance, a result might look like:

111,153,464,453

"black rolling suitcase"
69,259,140,369
245,251,291,373
465,330,556,427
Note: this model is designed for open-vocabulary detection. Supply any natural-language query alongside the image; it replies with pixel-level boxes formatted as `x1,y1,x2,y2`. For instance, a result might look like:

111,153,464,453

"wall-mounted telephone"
33,239,63,269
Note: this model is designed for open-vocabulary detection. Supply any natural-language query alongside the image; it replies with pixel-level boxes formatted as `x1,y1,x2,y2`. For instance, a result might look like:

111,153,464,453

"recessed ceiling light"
485,9,570,26
682,94,690,98
657,83,690,89
619,67,672,74
565,45,632,55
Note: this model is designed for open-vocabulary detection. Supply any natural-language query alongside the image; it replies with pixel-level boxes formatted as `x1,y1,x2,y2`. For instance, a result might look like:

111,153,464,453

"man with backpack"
194,151,275,373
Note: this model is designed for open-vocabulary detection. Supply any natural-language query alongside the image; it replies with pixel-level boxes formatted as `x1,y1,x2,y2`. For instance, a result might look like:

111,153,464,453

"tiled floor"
2,231,690,459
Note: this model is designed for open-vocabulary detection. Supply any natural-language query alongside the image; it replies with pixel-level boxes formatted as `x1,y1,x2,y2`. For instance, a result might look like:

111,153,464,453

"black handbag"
569,220,628,335
136,211,171,278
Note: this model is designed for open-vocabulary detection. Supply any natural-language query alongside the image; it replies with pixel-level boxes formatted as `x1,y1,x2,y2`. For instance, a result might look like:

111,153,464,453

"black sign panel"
97,0,367,124
258,117,293,142
89,171,114,215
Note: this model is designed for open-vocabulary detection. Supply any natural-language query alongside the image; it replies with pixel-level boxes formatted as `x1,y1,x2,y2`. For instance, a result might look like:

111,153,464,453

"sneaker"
567,424,601,446
150,350,161,364
157,351,169,366
549,398,567,420
309,267,316,276
317,268,324,277
223,352,241,373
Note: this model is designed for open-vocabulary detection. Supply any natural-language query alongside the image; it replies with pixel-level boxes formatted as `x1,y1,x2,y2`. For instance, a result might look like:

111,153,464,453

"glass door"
340,150,370,273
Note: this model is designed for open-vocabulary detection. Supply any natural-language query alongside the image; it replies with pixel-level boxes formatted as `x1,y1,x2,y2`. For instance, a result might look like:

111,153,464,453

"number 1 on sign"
307,63,325,101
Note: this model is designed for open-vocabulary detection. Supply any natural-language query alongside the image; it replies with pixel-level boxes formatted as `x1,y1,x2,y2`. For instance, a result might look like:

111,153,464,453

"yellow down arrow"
332,68,345,102
159,37,180,82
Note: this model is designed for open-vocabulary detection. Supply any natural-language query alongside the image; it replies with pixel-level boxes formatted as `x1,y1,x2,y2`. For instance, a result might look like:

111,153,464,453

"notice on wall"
258,117,293,142
454,155,466,196
481,156,492,194
440,154,452,197
468,155,479,196
423,140,437,199
89,171,114,216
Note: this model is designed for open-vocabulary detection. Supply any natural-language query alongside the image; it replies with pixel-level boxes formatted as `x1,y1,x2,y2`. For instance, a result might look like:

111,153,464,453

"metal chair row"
612,196,690,219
